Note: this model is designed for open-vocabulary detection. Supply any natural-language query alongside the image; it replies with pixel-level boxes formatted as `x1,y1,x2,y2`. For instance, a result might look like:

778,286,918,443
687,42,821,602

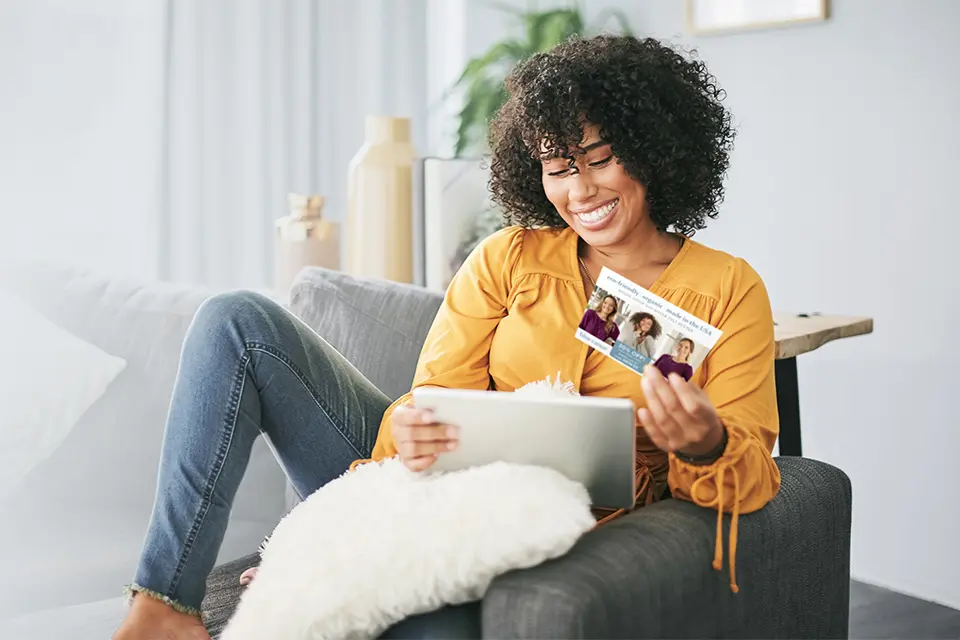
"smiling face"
638,317,653,333
675,339,693,362
540,123,650,248
599,296,617,318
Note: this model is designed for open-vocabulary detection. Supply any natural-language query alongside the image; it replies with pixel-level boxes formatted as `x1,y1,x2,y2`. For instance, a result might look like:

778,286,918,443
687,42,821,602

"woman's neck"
580,222,681,285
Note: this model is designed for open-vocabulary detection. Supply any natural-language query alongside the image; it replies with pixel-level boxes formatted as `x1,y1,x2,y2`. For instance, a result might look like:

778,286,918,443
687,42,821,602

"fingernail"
447,440,458,450
446,426,459,438
422,410,434,422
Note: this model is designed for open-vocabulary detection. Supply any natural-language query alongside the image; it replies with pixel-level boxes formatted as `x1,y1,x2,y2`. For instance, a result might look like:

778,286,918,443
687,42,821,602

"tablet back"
412,388,636,509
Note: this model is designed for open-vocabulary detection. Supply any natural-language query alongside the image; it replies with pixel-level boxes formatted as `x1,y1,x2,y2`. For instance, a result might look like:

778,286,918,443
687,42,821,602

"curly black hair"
488,35,735,236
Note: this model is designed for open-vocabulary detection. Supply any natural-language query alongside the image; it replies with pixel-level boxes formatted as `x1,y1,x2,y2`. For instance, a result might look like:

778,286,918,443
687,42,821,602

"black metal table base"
775,357,802,456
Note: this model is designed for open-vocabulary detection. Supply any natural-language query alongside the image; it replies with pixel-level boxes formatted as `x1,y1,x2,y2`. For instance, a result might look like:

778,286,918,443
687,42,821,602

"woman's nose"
568,173,598,201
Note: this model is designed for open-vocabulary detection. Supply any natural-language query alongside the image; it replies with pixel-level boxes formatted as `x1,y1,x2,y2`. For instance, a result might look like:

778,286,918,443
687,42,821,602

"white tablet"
412,387,637,509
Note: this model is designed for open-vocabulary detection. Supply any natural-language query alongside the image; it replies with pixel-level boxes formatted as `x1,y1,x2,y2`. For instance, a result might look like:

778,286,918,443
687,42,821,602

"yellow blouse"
357,225,781,591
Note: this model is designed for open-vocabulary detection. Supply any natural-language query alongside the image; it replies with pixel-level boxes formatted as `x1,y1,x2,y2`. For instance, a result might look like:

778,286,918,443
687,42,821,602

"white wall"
565,0,958,607
0,0,165,280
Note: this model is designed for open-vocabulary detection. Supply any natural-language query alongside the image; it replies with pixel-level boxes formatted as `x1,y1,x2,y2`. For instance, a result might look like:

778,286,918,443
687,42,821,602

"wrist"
676,422,727,464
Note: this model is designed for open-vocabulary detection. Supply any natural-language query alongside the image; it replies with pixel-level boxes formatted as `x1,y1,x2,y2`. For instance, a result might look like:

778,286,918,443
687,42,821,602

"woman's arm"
578,308,597,331
654,258,780,592
609,322,620,342
354,227,525,467
667,258,779,510
637,336,653,358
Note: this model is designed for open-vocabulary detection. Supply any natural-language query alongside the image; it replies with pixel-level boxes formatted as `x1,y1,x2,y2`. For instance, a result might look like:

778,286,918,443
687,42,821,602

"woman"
578,294,620,344
655,337,696,382
114,35,780,640
619,311,661,358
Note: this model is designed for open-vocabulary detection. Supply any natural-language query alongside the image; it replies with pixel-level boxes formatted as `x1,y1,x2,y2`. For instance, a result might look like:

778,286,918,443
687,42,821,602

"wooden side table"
773,314,873,456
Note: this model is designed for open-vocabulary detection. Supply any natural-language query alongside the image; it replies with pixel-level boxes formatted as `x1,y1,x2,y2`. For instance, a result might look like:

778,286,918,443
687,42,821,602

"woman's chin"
576,219,623,246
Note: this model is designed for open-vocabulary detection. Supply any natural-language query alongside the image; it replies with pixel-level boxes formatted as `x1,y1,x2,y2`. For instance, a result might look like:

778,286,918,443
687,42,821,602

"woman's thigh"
178,290,392,499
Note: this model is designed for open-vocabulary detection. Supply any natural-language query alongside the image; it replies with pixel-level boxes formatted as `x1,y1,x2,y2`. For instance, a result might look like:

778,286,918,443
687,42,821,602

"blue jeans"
130,291,480,638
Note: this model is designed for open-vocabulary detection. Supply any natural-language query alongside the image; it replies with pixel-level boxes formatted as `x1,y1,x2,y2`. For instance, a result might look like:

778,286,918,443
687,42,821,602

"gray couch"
0,263,852,639
201,267,854,639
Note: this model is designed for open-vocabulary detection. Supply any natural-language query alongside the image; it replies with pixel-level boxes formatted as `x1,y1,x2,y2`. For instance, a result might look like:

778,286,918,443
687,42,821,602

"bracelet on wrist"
675,426,728,465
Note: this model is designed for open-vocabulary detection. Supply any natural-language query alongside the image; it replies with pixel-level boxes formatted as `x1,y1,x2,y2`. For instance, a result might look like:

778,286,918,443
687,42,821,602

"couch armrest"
482,457,852,639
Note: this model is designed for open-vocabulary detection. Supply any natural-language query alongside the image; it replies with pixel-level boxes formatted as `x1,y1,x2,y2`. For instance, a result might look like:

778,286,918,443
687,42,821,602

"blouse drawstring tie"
688,439,753,593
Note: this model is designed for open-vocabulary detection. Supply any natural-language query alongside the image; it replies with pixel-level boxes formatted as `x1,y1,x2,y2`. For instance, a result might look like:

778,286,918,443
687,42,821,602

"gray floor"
851,580,960,639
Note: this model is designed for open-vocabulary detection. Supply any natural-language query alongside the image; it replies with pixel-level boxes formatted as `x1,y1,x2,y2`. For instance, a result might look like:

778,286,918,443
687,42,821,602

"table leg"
775,356,802,456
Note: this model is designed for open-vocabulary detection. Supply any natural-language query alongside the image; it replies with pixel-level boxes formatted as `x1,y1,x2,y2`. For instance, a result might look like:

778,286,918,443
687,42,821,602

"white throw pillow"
223,458,595,640
0,288,126,500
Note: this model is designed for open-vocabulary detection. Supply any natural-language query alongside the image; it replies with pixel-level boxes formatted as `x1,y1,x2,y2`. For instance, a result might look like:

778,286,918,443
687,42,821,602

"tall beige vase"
345,115,415,283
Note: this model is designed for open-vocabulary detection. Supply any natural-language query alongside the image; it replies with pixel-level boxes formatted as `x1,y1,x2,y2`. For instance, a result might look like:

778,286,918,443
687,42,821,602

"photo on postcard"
611,309,665,373
576,267,722,378
576,286,632,354
649,322,711,382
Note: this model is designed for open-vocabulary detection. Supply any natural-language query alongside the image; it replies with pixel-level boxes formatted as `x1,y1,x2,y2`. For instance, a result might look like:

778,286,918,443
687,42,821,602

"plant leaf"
449,39,526,91
538,9,584,50
455,76,503,156
441,38,525,108
448,2,632,156
525,8,584,51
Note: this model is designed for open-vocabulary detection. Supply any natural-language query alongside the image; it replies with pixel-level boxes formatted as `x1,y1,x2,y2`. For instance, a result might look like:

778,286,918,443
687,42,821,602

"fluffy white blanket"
223,373,592,640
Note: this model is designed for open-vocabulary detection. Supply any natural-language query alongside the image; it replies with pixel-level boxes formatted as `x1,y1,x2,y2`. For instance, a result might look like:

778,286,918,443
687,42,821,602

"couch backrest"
290,267,444,401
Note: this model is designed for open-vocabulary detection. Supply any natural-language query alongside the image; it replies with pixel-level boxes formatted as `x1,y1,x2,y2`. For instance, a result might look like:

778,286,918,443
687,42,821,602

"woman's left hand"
638,364,725,457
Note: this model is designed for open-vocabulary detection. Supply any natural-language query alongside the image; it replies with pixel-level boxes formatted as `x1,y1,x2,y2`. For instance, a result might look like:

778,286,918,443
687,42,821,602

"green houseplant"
445,3,633,278
451,2,632,157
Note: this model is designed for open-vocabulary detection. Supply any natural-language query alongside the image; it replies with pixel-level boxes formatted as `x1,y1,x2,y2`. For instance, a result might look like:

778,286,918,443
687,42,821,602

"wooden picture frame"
685,0,829,36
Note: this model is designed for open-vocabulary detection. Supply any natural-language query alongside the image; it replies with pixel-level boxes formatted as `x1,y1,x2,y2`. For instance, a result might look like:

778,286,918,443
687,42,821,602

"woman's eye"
588,155,614,168
547,168,570,177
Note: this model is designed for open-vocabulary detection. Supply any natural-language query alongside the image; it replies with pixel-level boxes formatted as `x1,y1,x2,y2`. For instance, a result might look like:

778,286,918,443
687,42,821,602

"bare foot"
113,593,210,640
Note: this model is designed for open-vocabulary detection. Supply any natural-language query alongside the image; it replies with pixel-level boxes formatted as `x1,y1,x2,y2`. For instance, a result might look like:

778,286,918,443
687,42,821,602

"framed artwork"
686,0,828,35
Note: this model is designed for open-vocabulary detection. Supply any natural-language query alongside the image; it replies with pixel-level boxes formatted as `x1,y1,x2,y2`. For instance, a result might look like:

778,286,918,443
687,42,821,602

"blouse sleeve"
666,258,781,592
578,309,595,331
350,227,525,470
639,336,654,358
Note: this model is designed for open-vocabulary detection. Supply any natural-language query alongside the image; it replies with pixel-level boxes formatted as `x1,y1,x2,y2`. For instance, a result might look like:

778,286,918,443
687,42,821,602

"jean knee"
187,290,286,352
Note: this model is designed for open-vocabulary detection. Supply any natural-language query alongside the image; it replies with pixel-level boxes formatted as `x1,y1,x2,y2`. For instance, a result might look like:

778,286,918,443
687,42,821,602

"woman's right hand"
391,405,460,472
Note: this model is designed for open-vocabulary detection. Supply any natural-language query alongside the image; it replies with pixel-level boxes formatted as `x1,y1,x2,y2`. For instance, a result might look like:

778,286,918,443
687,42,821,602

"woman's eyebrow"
580,140,609,152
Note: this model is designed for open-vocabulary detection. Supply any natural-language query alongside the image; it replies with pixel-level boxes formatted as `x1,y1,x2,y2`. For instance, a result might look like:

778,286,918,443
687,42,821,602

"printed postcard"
575,267,722,379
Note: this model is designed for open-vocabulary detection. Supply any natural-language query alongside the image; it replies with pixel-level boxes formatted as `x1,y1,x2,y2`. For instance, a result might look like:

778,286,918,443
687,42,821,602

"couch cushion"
290,268,443,401
0,262,287,617
0,262,285,519
0,261,218,510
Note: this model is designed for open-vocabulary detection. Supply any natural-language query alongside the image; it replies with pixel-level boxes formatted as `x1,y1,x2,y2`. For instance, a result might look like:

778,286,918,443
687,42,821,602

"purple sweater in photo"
654,354,694,381
579,308,620,342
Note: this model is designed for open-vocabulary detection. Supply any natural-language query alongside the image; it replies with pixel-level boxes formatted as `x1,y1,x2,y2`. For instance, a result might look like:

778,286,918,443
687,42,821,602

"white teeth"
575,199,618,223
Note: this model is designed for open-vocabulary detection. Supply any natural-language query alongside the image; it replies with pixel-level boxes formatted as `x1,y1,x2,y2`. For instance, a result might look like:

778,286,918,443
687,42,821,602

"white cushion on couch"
0,261,288,619
0,288,126,501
